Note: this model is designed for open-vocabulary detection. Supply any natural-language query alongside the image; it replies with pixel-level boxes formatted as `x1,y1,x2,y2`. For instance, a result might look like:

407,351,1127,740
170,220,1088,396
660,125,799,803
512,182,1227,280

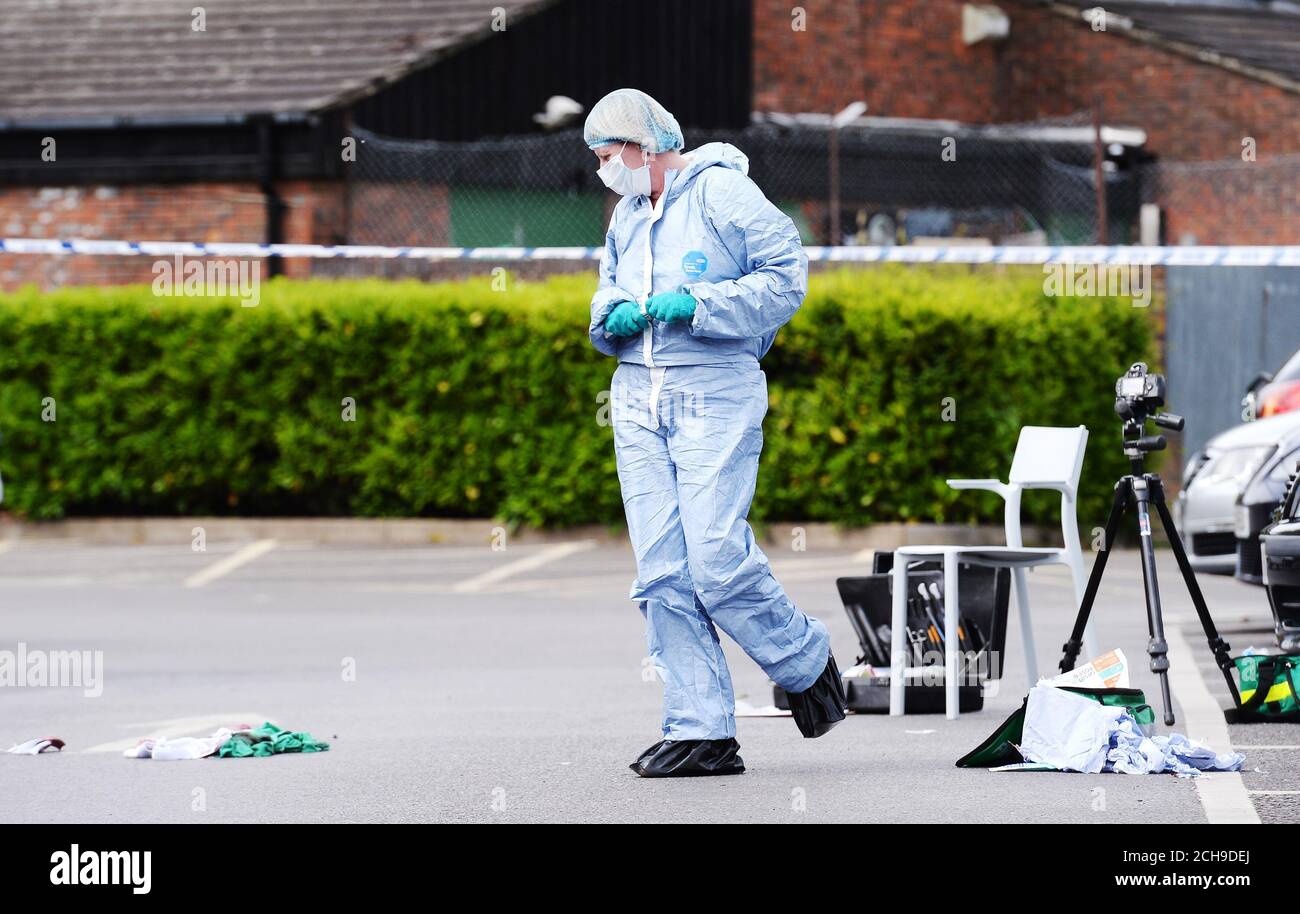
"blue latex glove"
604,300,648,337
646,291,697,324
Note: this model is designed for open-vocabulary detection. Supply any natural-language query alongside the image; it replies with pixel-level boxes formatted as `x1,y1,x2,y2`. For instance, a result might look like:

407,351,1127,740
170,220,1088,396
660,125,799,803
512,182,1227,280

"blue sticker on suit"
681,250,709,276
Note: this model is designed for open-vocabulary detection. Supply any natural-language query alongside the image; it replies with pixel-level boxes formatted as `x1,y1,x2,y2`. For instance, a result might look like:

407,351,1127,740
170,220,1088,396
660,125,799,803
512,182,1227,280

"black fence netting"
344,112,1147,252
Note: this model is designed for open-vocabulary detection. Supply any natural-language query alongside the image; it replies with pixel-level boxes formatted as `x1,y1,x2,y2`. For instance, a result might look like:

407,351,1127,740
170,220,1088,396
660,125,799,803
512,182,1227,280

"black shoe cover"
787,651,848,738
629,739,745,778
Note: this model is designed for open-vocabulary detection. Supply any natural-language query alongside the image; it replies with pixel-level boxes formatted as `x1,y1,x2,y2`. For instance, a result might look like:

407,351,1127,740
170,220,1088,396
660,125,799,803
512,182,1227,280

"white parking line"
183,539,278,588
1166,626,1261,824
452,540,595,593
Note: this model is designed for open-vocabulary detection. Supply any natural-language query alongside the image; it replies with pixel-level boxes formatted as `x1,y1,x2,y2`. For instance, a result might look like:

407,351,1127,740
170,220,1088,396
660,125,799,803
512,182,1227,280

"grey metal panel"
1167,266,1300,461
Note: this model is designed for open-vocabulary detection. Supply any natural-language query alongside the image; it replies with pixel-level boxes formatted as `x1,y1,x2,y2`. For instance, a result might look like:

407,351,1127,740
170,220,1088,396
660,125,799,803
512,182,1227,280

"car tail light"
1259,380,1300,418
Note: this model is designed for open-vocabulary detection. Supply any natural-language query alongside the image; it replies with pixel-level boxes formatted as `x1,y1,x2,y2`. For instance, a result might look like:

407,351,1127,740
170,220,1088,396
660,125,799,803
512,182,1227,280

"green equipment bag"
955,687,1155,768
1225,654,1300,722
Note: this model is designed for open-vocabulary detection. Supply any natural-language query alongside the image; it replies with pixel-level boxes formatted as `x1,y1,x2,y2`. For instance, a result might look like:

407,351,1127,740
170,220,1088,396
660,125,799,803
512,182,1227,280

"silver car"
1176,410,1300,576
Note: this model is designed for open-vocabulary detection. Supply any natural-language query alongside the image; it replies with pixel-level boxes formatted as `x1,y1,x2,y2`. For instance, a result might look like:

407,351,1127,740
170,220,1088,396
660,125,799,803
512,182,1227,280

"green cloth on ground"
217,722,330,758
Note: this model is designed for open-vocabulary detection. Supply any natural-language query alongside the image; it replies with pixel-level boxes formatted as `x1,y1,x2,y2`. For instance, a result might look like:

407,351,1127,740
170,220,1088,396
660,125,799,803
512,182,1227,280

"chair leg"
944,554,960,720
1013,567,1039,686
1082,625,1101,663
889,555,909,716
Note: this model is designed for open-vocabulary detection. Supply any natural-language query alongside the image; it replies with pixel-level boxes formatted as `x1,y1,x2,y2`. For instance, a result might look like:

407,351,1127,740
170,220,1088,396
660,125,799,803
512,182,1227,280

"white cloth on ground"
124,728,234,760
1018,685,1245,777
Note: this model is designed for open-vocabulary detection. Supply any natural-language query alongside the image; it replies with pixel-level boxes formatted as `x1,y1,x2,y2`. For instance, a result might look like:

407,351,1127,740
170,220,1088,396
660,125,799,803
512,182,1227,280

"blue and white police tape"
3,237,1300,266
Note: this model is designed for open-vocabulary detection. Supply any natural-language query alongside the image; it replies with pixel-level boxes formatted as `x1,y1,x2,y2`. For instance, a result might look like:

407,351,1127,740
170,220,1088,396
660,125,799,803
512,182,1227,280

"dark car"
1260,461,1300,651
1176,411,1300,580
1233,418,1300,584
1178,348,1300,582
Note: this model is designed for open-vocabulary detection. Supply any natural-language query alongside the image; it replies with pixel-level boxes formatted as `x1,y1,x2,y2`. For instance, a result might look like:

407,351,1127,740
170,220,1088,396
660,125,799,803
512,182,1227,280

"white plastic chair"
888,425,1098,718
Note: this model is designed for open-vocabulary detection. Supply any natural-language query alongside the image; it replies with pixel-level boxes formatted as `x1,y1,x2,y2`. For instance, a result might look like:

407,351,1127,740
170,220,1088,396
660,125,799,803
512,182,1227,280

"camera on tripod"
1113,362,1185,459
1060,360,1240,727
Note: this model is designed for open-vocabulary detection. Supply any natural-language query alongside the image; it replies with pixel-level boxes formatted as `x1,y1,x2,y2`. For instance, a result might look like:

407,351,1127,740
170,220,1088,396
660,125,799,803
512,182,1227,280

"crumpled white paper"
1017,685,1246,777
1108,725,1245,778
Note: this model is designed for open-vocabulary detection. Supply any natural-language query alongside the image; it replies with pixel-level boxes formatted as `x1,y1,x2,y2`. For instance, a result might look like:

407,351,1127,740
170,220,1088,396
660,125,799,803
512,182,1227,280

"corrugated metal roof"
1050,1,1300,90
0,0,554,126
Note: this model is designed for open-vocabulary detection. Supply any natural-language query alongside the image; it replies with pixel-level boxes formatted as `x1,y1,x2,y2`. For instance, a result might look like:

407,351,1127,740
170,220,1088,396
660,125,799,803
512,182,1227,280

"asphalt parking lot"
0,532,1293,823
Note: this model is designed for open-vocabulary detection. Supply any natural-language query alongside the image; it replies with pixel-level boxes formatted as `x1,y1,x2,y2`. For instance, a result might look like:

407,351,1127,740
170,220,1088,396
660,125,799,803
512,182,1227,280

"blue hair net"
583,88,684,154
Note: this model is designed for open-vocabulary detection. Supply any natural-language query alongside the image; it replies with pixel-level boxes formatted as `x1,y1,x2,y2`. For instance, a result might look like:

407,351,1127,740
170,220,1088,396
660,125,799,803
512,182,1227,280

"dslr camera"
1115,361,1166,411
1114,362,1183,457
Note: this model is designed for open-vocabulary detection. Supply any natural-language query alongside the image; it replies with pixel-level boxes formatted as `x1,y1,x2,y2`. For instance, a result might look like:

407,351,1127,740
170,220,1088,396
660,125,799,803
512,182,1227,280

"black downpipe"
257,116,285,277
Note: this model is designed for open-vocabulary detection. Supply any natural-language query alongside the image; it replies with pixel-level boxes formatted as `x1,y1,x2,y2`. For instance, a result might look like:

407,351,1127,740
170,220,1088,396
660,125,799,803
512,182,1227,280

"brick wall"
997,3,1300,243
754,0,865,114
997,3,1300,162
754,0,1300,154
753,0,1300,242
1151,156,1300,245
0,180,354,290
346,181,451,247
754,0,1001,121
276,179,348,280
0,183,263,290
0,178,471,289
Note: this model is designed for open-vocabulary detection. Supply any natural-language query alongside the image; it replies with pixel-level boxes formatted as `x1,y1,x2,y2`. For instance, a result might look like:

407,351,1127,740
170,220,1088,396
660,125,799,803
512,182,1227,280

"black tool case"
774,553,1011,714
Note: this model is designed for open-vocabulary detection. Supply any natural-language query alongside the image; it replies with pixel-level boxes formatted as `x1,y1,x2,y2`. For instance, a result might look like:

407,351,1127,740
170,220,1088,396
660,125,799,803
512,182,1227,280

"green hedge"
0,267,1152,527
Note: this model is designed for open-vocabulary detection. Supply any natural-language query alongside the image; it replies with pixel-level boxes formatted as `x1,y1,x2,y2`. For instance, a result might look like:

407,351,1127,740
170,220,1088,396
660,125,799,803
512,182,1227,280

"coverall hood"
662,142,750,202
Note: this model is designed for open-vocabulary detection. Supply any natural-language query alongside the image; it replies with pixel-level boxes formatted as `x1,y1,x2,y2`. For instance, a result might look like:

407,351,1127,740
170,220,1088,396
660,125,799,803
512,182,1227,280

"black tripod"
1059,365,1240,725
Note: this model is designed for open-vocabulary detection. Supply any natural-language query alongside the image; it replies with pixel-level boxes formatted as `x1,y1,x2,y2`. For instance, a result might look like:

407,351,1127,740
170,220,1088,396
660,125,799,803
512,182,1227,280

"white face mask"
597,142,652,197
